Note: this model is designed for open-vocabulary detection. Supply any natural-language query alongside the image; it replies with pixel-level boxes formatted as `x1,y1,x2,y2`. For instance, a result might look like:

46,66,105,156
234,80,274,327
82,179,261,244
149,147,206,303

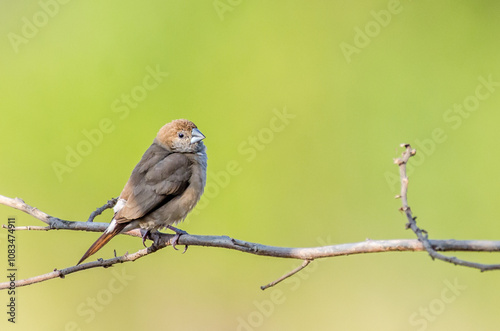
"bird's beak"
191,128,205,144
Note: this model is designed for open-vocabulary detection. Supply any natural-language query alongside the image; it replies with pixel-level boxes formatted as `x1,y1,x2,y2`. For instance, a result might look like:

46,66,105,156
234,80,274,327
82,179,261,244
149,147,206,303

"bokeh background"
2,1,500,330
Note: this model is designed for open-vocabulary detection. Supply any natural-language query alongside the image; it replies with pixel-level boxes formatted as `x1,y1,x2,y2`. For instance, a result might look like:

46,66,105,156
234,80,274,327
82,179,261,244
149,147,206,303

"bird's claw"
171,233,181,250
170,234,189,253
167,225,188,253
140,229,151,248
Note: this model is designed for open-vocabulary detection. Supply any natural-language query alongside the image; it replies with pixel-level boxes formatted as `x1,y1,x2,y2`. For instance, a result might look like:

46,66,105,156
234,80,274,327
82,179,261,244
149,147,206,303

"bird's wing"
115,148,192,222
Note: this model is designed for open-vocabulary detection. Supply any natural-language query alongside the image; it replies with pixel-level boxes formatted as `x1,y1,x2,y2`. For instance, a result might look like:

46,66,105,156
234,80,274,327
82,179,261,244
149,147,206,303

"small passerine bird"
77,119,207,265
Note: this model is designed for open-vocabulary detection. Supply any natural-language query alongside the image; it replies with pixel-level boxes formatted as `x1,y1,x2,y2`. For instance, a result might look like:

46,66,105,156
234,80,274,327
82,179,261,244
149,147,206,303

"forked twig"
395,143,500,271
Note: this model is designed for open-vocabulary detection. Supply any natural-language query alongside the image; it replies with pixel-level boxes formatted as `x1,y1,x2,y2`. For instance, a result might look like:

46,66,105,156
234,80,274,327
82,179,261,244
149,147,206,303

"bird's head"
156,119,206,153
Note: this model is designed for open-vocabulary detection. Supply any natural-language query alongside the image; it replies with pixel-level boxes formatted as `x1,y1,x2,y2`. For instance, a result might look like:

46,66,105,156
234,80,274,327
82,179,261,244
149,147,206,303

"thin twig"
87,197,118,222
0,245,158,289
0,196,51,224
395,144,500,271
261,259,312,290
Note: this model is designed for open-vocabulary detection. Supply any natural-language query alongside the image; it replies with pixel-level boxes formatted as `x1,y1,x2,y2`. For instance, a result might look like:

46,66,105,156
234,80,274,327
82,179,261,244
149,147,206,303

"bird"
77,119,207,265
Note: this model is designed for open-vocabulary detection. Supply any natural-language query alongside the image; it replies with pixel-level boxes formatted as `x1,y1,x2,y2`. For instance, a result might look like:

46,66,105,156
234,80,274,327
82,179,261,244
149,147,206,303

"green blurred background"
2,1,500,330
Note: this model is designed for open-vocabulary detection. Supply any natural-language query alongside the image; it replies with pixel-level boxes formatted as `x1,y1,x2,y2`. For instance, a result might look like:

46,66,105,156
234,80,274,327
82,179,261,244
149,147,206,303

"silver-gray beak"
191,128,205,144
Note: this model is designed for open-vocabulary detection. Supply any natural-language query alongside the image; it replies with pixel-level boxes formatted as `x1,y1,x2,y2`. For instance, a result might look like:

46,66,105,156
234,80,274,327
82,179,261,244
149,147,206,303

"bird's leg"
167,225,188,253
140,229,151,248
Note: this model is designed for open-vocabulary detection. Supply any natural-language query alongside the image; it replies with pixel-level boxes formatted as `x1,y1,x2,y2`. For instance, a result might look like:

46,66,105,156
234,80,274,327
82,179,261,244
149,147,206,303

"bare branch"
395,144,500,271
2,143,500,292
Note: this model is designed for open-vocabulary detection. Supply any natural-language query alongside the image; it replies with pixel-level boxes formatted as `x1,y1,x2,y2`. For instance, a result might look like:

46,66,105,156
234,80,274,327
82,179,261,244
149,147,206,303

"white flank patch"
113,198,126,213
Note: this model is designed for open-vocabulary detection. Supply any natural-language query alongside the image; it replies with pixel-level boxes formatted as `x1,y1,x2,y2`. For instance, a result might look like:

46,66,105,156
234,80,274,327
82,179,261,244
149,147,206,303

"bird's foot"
167,225,188,253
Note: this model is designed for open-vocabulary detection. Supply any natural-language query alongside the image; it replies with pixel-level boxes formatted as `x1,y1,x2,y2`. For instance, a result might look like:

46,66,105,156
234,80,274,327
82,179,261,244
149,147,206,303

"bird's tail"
77,221,127,265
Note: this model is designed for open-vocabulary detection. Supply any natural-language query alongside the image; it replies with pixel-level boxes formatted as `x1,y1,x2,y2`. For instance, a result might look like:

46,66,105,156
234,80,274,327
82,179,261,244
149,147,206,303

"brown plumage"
77,119,207,265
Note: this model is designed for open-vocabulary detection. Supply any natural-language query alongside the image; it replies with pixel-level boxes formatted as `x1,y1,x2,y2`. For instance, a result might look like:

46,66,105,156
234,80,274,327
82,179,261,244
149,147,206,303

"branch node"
231,238,256,251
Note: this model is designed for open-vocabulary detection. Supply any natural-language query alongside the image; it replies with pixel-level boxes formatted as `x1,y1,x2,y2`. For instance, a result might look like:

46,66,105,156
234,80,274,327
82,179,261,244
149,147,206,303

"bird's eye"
178,132,184,138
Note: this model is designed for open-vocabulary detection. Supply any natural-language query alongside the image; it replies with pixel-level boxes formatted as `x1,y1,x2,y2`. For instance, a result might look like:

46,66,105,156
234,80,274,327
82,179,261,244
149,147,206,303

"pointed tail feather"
77,222,127,265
